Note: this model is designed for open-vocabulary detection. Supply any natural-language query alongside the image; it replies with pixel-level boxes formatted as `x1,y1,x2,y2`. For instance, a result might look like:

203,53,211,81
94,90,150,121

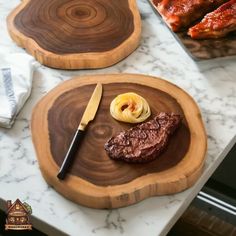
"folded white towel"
0,53,38,128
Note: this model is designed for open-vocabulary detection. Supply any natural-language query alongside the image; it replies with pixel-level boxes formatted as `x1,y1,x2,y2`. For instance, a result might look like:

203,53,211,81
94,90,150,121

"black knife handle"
57,129,85,180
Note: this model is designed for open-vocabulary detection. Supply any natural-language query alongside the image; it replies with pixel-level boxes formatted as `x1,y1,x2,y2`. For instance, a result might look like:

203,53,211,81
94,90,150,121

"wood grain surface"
48,83,190,186
7,0,141,69
31,74,207,209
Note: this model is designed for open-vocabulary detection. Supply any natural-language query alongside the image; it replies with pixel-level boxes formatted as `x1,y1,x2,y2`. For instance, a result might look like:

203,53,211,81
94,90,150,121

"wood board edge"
7,0,141,69
31,73,207,208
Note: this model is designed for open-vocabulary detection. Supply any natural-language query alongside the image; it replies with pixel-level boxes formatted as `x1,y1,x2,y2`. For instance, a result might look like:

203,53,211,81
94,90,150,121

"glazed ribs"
188,0,236,39
152,0,228,32
104,112,181,163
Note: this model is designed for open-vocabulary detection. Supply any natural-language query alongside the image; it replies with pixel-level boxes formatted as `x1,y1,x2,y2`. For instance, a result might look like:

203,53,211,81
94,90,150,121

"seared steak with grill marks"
104,112,181,163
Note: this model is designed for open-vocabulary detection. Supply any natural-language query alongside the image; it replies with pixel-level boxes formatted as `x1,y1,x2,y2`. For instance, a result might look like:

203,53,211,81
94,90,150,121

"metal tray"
148,0,236,61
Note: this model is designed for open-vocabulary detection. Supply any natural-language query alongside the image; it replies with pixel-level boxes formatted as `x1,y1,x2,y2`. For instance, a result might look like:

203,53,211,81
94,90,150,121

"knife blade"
57,83,103,180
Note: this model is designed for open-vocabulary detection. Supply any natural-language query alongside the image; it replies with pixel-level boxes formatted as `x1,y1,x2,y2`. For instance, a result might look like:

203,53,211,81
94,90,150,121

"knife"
57,83,103,180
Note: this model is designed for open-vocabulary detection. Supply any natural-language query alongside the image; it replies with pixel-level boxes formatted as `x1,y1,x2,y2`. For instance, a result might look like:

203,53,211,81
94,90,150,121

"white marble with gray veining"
0,0,236,235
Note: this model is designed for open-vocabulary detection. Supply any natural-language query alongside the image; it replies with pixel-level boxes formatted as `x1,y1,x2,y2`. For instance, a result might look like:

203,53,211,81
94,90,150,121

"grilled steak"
104,112,181,163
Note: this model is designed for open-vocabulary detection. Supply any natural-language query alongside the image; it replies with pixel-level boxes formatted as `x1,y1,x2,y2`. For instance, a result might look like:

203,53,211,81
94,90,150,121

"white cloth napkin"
0,53,38,128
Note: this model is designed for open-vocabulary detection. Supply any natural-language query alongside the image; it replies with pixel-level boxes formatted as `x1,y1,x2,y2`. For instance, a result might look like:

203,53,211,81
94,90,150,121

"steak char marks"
104,112,181,163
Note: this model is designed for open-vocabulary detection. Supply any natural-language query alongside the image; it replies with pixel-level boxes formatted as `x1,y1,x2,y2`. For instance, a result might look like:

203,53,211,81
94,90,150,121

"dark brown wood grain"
14,0,134,54
48,83,190,186
7,0,141,69
31,74,207,208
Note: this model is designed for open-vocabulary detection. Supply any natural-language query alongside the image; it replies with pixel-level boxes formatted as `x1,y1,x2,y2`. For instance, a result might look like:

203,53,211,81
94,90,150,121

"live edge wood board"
7,0,141,69
31,74,207,209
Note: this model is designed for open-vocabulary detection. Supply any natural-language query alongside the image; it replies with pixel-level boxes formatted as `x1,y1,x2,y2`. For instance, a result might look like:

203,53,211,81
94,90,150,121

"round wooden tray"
31,74,207,209
7,0,141,69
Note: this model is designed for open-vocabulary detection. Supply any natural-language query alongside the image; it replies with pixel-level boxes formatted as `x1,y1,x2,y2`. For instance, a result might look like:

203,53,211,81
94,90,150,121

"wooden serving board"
31,74,207,209
7,0,141,69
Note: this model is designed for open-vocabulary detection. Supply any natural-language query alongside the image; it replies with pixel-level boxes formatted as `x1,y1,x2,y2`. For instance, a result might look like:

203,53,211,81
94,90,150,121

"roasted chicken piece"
188,0,236,39
152,0,227,32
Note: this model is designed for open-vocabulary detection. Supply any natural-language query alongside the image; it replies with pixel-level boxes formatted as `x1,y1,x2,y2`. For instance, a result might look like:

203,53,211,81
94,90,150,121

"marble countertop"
0,0,236,235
